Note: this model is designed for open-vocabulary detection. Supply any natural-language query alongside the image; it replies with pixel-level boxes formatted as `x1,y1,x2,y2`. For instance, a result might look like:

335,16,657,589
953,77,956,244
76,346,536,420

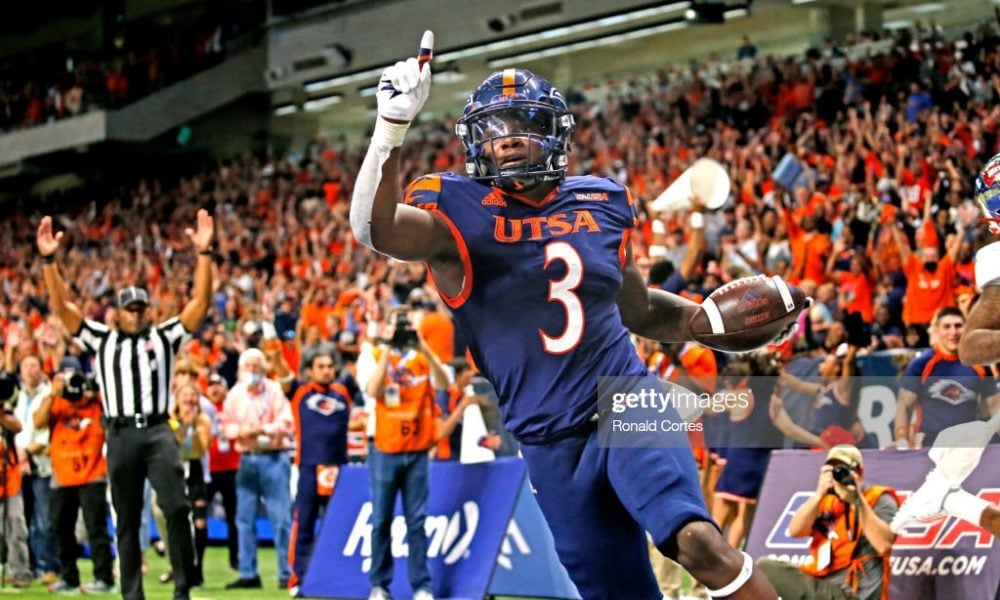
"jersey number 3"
541,241,584,354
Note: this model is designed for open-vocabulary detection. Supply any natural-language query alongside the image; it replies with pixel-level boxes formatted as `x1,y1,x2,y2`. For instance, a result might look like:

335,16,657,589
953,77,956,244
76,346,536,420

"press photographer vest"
800,485,898,600
373,348,438,454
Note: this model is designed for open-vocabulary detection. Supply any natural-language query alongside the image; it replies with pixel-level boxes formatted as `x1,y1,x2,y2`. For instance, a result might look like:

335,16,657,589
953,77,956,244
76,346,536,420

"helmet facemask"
457,103,574,192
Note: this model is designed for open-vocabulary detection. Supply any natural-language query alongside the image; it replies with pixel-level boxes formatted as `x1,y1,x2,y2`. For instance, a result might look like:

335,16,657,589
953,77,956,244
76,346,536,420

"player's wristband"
372,117,410,149
40,254,55,265
975,241,1000,288
689,212,705,229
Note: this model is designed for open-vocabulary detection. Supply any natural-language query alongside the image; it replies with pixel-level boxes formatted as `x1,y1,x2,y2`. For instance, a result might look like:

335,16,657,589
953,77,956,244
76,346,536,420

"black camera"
0,373,17,413
390,313,419,350
832,464,856,487
63,372,87,402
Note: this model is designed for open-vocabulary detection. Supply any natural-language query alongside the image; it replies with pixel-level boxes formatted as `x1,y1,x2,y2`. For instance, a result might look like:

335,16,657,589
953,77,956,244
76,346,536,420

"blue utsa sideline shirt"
404,172,649,442
900,348,995,446
289,379,352,466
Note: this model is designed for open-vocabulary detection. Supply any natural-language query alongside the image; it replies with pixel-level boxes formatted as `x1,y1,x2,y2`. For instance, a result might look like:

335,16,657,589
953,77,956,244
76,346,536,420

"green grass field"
0,546,698,599
2,547,286,600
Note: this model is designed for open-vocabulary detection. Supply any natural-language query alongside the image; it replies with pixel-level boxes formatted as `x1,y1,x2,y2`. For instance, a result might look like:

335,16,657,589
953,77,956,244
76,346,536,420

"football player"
350,32,782,599
891,153,1000,537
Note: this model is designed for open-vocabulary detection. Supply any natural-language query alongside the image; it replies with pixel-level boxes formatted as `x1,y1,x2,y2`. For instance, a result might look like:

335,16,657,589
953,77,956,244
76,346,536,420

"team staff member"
270,343,352,595
363,316,453,600
34,372,115,594
895,307,998,448
758,446,898,600
37,210,213,600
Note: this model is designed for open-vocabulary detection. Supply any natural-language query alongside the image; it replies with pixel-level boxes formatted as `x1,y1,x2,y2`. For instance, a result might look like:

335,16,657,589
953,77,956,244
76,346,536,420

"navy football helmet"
455,68,574,192
977,152,1000,232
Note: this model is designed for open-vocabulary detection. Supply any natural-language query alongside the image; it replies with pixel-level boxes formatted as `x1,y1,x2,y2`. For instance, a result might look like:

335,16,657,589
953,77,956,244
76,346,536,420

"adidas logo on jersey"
481,190,507,207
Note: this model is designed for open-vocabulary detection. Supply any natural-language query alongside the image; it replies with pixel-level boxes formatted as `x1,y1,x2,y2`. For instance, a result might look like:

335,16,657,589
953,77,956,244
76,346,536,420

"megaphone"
652,158,730,213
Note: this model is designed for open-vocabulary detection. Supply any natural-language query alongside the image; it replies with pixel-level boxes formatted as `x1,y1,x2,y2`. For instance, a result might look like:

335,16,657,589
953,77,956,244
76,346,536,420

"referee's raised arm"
178,208,216,333
36,216,83,335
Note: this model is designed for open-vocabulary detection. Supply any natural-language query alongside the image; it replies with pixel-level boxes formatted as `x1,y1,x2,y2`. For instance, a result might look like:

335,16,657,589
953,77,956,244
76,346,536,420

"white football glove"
371,30,433,149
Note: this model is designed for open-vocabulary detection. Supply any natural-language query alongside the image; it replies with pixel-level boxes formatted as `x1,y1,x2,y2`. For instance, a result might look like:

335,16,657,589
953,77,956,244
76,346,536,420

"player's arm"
349,30,456,263
960,242,1000,365
617,240,701,342
179,209,214,333
36,217,83,335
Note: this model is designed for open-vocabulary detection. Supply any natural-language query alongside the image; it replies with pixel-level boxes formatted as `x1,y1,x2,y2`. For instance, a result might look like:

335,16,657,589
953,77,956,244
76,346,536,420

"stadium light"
273,104,299,116
303,94,343,112
487,20,690,66
303,2,692,93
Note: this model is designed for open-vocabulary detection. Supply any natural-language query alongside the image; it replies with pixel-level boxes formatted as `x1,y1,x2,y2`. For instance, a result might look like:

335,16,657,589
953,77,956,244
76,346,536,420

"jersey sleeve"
75,319,110,353
900,354,927,393
156,317,189,354
403,174,444,211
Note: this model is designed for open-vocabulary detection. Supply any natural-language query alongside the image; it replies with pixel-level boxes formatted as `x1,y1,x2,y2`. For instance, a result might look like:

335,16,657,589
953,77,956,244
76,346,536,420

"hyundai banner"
747,448,1000,599
301,458,525,600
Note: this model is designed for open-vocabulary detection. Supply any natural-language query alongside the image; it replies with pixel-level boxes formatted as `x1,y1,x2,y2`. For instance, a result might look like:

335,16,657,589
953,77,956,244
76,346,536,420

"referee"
37,210,214,600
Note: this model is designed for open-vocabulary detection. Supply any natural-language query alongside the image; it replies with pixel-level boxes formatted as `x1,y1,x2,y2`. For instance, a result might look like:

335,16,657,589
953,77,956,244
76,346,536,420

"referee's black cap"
116,286,150,309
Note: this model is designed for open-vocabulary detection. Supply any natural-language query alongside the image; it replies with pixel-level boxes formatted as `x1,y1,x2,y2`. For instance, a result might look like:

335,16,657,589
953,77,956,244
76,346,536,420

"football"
689,275,807,352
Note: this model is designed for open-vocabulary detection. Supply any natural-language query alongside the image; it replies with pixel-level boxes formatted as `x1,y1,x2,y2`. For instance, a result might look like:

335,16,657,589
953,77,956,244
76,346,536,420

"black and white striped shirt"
75,317,189,418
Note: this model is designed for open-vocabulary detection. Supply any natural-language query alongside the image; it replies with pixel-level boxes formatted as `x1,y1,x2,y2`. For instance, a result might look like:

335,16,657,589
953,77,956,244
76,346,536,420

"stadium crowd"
0,17,998,598
0,15,254,133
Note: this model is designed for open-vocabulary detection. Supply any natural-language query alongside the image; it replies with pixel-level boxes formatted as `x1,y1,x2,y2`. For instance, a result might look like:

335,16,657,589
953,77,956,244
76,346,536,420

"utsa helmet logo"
976,152,1000,230
306,394,347,416
926,380,977,406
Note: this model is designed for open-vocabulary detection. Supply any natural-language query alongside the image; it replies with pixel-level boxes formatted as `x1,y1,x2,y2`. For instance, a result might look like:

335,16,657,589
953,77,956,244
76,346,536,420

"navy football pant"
520,429,713,600
289,466,329,588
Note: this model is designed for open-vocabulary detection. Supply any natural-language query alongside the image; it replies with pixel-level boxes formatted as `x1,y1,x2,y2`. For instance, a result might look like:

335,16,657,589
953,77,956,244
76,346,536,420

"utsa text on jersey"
493,210,601,243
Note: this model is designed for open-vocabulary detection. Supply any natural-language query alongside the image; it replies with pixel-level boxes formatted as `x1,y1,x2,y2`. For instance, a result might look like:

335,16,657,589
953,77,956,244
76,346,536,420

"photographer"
758,446,898,600
0,372,31,588
362,309,454,600
33,372,115,594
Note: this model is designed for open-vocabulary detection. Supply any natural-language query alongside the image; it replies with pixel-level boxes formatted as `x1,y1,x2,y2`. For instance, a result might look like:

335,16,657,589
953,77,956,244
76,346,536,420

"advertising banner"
301,458,524,600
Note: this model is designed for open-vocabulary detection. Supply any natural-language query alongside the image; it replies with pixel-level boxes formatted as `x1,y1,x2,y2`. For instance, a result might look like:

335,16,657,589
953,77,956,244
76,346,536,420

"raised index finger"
418,30,434,67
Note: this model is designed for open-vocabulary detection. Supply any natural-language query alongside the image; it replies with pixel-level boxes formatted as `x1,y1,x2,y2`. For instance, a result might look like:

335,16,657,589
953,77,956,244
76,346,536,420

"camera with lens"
390,312,420,350
832,463,856,487
63,371,88,402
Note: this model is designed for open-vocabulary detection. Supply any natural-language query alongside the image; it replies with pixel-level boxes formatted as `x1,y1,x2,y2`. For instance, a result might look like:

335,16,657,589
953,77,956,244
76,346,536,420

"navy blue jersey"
901,349,994,446
289,379,352,466
404,173,647,441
